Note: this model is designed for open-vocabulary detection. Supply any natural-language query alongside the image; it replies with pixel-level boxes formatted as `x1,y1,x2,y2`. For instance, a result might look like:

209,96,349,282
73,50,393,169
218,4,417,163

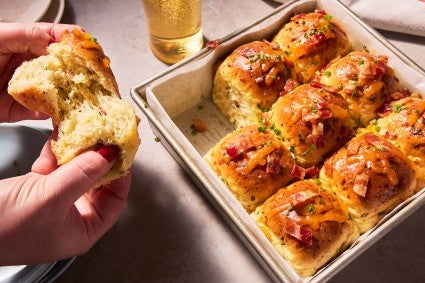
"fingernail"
96,145,120,162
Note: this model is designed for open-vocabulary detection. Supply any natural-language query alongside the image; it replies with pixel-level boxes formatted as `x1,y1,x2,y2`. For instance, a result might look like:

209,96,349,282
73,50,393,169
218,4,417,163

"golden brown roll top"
252,180,359,277
320,132,417,233
212,40,298,129
313,50,403,126
264,84,354,167
367,96,425,185
272,9,352,83
204,125,295,212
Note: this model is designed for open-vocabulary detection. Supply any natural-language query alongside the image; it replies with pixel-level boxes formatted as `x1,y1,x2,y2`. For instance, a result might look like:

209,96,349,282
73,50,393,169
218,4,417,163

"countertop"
21,0,425,282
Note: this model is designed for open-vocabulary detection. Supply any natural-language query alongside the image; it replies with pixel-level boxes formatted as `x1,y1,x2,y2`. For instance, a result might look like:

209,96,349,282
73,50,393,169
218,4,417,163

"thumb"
46,145,119,203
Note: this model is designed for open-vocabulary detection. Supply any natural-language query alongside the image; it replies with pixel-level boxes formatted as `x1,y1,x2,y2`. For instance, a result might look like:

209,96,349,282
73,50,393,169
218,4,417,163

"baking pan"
130,0,425,282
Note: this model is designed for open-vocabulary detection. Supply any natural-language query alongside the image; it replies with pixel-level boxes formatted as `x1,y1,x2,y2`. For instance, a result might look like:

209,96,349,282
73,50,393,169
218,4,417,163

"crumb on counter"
191,118,207,135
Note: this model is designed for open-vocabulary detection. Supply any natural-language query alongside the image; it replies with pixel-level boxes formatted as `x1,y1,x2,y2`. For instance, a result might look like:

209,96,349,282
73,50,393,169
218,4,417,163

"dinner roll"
272,9,352,83
312,50,403,126
8,29,140,187
367,96,425,186
204,125,295,212
263,84,353,167
212,40,297,129
320,132,417,233
252,180,359,277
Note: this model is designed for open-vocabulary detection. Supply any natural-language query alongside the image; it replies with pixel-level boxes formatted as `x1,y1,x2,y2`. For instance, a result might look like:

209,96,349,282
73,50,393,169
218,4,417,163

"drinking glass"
141,0,204,64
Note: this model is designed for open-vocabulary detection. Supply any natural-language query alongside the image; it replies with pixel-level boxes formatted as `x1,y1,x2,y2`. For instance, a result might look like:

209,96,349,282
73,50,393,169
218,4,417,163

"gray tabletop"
46,0,425,282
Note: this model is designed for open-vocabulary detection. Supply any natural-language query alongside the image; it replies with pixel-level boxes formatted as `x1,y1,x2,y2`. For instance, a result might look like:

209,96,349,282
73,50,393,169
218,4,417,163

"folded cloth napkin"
340,0,425,37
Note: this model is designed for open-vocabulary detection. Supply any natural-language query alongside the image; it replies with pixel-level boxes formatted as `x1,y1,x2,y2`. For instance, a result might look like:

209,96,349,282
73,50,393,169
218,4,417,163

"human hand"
0,22,79,122
0,133,131,265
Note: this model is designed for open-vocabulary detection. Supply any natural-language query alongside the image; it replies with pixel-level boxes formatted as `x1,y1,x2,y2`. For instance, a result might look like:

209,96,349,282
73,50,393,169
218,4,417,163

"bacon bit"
284,218,314,246
291,13,307,21
192,118,207,133
226,146,239,159
264,66,279,85
347,142,361,156
305,166,320,178
377,102,394,116
102,57,110,68
254,77,264,84
290,190,319,207
291,164,319,179
312,134,325,148
363,133,381,144
305,32,327,49
265,154,281,174
320,109,333,119
206,39,221,49
303,108,332,122
99,107,107,115
353,170,369,197
279,90,287,97
401,88,411,97
383,131,391,139
375,60,387,76
310,80,323,89
291,164,305,179
312,122,325,148
303,98,333,122
364,134,393,157
280,79,298,96
316,99,329,110
225,135,255,159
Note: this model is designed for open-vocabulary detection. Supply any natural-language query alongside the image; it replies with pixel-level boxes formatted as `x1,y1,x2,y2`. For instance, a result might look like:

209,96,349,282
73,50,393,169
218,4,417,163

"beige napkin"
341,0,425,37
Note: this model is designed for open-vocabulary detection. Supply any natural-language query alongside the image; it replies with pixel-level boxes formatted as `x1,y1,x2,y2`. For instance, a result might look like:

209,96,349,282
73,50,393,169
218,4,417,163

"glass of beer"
141,0,204,64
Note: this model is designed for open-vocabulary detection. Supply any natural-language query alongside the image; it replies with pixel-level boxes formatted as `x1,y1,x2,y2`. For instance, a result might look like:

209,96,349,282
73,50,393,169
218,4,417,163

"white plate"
39,0,65,23
0,0,51,23
0,124,48,179
0,124,64,283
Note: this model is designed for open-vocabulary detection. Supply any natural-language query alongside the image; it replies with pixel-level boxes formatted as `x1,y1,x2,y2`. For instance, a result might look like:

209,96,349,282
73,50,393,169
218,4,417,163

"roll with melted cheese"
312,50,403,126
263,84,354,167
366,96,425,186
272,9,352,83
252,180,359,277
204,125,295,212
320,132,417,233
212,40,298,129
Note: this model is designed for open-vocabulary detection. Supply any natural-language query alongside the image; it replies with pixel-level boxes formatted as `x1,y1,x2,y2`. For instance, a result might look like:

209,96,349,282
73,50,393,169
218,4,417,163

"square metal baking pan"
130,0,425,282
